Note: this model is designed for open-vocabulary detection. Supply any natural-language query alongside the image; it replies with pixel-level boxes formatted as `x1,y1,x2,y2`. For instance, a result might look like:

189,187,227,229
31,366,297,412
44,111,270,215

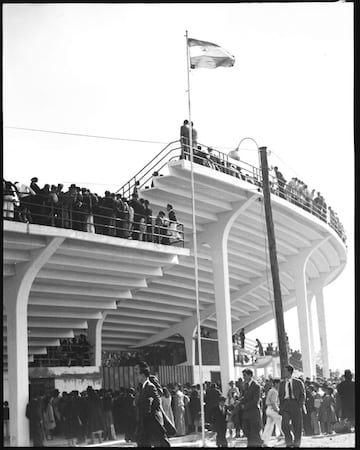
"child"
319,386,337,435
210,396,229,447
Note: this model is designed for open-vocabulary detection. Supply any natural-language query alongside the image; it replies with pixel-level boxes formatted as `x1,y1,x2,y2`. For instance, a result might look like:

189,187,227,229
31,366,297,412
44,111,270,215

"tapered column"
293,263,314,379
3,298,29,447
210,238,235,388
3,237,64,447
203,196,257,390
307,293,317,376
87,316,106,367
314,288,330,378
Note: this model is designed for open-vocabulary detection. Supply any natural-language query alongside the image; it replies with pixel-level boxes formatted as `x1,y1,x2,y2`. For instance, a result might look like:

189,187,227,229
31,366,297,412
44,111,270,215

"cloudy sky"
3,3,354,372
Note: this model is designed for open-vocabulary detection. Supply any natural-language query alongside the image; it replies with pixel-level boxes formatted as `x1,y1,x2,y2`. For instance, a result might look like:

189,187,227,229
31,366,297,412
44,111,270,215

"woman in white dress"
161,386,175,428
173,383,186,436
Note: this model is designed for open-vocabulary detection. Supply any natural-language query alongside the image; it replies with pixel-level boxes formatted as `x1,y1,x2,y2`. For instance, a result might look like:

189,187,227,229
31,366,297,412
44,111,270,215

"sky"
3,3,354,372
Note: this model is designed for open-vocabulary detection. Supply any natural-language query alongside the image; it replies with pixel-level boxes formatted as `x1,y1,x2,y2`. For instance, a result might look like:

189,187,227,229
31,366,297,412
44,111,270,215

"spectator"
42,395,56,440
311,384,322,435
336,370,355,428
239,328,245,349
123,388,136,442
173,383,186,436
138,199,147,241
166,203,182,243
210,395,229,447
183,388,192,435
86,387,104,444
191,122,198,150
143,199,153,242
319,385,337,435
189,384,201,433
255,339,264,356
14,180,35,223
3,401,10,441
274,166,287,199
101,390,116,441
227,380,240,406
240,368,263,447
3,179,19,219
154,210,169,244
303,381,315,436
161,387,175,433
26,393,45,447
180,119,190,159
261,378,283,446
129,193,144,240
204,382,222,424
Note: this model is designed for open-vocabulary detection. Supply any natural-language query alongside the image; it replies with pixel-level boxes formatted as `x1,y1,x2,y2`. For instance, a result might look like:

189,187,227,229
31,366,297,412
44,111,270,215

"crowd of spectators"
29,334,92,368
3,178,184,245
22,367,354,446
178,123,346,244
102,343,186,367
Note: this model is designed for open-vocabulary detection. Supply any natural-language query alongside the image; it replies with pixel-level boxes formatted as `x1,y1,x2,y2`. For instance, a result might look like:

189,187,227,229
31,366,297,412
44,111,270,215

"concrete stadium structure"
3,141,347,445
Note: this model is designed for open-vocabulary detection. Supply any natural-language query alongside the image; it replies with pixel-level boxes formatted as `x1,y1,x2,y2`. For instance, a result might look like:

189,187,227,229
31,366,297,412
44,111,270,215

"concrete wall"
3,366,102,401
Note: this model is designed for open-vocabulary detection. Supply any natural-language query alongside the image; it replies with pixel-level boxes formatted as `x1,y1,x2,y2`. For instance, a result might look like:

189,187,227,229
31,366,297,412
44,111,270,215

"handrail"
3,200,185,248
115,139,346,245
116,140,180,198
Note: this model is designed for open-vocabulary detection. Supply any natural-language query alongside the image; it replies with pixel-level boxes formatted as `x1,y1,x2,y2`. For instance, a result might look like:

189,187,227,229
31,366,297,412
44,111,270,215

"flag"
188,37,235,69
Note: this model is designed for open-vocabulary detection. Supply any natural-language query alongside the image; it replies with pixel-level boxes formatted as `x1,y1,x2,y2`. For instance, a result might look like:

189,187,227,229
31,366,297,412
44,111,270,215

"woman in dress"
173,383,186,436
161,386,175,429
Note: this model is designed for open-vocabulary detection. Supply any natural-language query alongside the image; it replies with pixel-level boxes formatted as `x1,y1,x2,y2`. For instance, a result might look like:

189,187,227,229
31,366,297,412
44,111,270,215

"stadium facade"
3,141,347,446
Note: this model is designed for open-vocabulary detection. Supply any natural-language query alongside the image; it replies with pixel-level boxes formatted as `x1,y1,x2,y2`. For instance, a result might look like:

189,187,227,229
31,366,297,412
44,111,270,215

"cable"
5,126,261,151
4,126,169,145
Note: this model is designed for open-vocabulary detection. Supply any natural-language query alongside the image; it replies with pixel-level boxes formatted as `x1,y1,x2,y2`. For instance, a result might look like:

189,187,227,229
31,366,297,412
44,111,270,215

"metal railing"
116,140,347,245
3,200,185,247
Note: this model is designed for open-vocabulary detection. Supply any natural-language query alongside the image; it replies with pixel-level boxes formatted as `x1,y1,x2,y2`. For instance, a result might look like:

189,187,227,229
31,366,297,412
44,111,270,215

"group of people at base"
23,363,354,448
208,365,355,448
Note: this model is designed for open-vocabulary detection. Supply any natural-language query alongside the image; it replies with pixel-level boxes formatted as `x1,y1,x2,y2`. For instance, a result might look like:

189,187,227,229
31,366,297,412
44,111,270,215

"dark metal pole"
259,146,289,378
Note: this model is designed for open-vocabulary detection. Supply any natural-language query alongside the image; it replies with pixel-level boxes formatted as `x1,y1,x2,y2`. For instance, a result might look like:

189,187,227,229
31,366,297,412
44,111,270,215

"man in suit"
279,364,306,447
210,395,229,447
240,368,263,447
136,365,170,447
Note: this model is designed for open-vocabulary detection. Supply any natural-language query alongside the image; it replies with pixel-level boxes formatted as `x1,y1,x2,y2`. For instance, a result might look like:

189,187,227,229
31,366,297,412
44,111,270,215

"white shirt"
266,387,280,411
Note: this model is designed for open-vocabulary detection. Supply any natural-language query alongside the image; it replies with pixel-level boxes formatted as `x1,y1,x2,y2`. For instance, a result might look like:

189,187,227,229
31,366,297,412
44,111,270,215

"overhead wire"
5,125,260,152
4,126,169,145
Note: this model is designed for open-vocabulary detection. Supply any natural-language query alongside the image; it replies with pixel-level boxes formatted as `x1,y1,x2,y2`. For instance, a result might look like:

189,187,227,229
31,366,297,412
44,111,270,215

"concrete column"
307,293,317,376
3,237,64,447
87,316,106,367
210,238,235,388
3,297,29,447
293,263,314,379
201,195,257,391
314,288,330,378
180,322,197,365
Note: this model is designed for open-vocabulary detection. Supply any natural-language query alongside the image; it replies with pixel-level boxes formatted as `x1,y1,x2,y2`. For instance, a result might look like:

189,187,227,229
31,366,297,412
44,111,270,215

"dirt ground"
7,430,354,447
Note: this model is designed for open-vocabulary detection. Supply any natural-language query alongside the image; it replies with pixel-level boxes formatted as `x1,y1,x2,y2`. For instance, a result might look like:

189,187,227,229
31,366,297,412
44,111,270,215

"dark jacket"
210,404,228,433
241,380,261,422
279,377,306,412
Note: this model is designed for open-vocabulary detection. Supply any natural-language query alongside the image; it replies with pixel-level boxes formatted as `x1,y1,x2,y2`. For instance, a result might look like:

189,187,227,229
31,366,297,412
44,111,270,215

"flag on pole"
188,38,235,69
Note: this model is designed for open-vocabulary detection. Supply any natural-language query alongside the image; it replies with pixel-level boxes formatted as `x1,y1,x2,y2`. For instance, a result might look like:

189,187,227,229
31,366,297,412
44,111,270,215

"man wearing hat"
336,370,355,428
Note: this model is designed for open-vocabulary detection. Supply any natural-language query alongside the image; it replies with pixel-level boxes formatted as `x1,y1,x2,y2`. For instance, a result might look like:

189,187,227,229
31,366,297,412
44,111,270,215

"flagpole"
185,30,206,447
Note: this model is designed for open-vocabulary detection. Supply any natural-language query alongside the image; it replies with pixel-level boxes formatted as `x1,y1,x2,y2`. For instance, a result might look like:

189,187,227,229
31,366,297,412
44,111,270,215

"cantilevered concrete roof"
3,158,347,366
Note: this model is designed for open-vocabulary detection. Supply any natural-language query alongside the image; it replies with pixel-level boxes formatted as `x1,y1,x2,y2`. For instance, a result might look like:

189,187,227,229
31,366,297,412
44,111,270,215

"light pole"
237,138,289,378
